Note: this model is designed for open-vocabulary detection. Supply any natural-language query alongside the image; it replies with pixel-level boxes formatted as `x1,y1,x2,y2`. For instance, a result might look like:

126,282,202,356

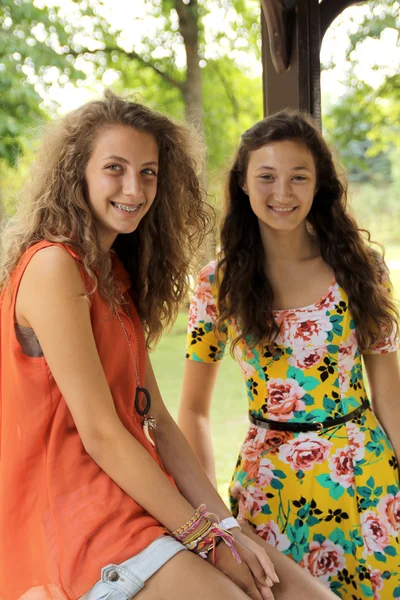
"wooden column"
261,0,368,125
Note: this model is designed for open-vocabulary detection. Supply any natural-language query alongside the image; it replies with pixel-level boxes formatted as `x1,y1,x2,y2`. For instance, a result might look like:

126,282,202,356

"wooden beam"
261,0,321,124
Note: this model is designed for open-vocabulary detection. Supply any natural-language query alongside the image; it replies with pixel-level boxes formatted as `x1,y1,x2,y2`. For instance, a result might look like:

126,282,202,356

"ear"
242,183,248,195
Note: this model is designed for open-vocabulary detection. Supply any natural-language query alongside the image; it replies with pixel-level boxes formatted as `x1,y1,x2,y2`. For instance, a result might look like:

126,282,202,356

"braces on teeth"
113,202,141,213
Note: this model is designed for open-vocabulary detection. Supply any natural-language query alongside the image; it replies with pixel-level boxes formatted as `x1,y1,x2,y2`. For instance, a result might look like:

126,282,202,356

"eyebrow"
102,155,159,167
255,165,312,172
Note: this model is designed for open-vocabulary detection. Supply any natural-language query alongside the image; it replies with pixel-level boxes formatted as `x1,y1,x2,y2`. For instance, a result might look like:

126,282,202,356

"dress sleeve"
185,261,228,363
363,254,399,355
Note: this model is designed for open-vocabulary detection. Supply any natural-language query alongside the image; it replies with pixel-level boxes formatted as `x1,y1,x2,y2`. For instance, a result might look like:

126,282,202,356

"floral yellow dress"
186,260,400,599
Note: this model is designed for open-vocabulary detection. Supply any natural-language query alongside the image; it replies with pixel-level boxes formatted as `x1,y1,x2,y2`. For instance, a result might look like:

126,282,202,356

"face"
85,125,159,250
243,140,317,234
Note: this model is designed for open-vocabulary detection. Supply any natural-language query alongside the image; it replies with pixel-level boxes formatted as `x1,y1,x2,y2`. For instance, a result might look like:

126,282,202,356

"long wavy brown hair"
0,90,210,347
216,109,398,352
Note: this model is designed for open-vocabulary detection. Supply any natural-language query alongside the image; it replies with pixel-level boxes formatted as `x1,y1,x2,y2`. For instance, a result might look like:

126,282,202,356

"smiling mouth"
111,201,143,214
268,206,298,213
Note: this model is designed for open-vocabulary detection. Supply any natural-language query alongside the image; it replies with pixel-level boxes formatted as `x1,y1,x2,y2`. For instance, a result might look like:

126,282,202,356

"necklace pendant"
143,416,157,446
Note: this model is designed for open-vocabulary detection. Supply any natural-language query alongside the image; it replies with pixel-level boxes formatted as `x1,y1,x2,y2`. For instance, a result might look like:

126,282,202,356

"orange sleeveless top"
0,241,175,600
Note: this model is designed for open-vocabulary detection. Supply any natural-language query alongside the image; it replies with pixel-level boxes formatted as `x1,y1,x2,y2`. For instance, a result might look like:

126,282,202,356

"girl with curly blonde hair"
0,93,334,600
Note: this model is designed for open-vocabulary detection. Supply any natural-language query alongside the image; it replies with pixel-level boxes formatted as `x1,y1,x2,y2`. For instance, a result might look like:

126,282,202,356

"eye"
142,168,158,176
293,175,307,182
105,164,123,172
259,174,274,181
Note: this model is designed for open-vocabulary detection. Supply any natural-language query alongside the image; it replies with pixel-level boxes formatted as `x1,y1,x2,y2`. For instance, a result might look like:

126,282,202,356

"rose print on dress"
369,569,384,600
300,539,345,582
287,345,325,370
346,421,366,461
328,446,355,489
266,377,306,421
255,520,291,552
360,511,390,555
256,457,276,488
377,492,400,537
278,433,333,472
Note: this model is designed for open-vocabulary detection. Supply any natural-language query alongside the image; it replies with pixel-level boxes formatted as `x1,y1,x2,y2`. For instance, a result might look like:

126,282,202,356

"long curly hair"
0,90,210,347
216,109,398,352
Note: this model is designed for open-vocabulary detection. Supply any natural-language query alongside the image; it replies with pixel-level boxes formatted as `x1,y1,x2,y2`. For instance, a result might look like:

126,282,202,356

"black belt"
249,399,370,432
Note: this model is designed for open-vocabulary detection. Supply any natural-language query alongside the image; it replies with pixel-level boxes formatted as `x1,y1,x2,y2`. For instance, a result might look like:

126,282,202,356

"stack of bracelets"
171,504,241,565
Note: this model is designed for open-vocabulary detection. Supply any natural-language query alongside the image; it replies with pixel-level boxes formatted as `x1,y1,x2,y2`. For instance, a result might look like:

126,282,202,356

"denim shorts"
80,535,186,599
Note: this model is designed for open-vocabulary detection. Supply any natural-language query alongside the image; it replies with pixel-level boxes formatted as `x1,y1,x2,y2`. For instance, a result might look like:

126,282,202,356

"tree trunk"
175,0,216,264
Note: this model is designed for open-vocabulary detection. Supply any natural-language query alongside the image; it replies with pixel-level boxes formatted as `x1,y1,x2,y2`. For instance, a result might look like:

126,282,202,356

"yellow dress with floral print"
186,260,400,599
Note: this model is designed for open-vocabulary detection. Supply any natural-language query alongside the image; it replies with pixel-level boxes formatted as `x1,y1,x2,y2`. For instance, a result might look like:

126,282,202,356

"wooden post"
261,0,369,126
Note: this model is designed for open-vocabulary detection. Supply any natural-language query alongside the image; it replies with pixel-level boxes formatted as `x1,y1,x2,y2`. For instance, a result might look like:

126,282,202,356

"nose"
122,172,143,198
273,178,292,203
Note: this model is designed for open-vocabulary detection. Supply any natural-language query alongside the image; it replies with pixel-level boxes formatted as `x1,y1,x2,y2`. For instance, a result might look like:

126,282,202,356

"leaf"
270,479,284,490
313,533,326,544
327,344,339,353
261,503,272,515
272,470,287,479
359,583,374,597
374,551,387,563
323,396,336,412
329,528,345,546
357,486,372,498
316,474,345,499
384,545,396,556
302,376,320,391
287,366,305,384
291,544,305,563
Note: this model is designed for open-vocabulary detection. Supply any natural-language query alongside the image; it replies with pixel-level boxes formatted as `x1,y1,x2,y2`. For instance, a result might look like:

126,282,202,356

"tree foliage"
323,0,400,183
0,0,93,164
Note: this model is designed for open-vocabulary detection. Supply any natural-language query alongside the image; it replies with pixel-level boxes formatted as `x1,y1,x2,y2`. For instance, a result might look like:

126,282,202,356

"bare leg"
239,522,337,600
137,550,251,600
137,543,336,600
262,542,337,600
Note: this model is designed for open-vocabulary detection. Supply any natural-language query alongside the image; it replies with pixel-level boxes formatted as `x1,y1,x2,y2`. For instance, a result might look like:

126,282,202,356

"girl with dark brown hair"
180,110,400,598
0,94,334,600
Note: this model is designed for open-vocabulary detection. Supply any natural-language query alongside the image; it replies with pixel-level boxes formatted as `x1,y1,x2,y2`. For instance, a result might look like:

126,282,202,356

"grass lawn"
151,310,246,502
152,245,400,503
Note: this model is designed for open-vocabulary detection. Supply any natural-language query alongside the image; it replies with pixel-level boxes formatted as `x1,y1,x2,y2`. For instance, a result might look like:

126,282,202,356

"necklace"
116,306,157,446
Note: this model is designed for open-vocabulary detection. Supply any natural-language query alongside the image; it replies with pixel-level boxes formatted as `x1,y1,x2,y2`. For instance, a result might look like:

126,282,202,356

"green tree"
323,0,400,183
2,0,264,241
0,0,93,165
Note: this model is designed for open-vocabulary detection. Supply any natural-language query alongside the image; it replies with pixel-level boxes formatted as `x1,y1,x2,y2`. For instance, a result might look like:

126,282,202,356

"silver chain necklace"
116,305,157,446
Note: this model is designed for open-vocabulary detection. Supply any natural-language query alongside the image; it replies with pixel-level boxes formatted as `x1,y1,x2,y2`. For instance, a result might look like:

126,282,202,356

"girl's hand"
231,527,279,588
207,537,276,600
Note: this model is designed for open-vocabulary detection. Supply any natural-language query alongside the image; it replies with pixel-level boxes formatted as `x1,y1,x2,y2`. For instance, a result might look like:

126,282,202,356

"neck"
259,222,318,266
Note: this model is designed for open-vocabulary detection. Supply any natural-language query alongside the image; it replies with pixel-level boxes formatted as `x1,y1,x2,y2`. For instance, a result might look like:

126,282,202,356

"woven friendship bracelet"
172,504,207,541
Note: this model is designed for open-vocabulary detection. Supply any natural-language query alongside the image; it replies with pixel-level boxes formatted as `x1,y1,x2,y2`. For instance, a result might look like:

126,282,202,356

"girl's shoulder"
366,247,392,292
195,260,218,292
19,240,82,270
191,260,219,304
197,259,217,282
